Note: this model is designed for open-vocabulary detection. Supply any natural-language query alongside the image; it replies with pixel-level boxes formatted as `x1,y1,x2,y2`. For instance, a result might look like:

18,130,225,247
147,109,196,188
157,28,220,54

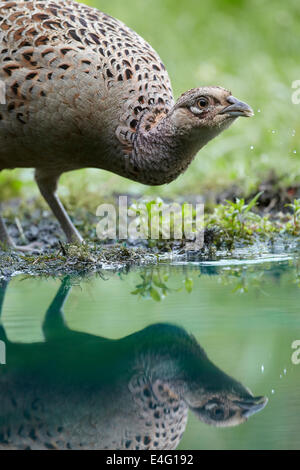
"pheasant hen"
0,0,253,248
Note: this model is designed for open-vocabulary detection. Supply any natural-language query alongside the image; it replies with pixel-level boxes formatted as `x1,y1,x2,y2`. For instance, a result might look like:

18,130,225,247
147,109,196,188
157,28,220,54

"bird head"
131,87,253,185
169,86,253,143
186,386,268,428
135,324,267,428
178,336,268,427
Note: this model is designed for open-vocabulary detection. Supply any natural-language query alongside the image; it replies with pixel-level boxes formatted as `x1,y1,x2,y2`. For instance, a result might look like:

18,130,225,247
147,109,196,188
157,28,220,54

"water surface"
0,254,299,450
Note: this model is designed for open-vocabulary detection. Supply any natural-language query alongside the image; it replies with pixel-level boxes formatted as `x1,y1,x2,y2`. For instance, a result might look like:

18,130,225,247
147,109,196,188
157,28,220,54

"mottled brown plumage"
0,0,253,248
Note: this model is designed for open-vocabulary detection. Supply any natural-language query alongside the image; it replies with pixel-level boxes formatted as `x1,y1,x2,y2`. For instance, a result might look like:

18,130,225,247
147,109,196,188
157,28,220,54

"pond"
0,253,299,450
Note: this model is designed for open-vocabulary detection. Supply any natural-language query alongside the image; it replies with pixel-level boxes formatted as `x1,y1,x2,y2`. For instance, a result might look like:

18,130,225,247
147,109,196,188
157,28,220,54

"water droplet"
283,368,287,375
272,130,276,134
271,389,275,394
250,145,254,150
261,365,265,373
257,109,261,113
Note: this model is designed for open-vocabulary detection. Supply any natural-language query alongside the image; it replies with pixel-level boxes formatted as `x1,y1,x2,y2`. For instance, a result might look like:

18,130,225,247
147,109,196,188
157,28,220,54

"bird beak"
235,395,268,418
219,96,254,117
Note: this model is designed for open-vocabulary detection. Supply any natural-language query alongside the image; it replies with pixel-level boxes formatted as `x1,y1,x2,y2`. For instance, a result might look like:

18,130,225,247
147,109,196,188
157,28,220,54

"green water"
0,254,299,450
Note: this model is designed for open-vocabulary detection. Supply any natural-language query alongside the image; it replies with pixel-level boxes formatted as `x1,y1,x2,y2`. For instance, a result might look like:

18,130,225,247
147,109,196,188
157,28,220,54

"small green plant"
128,198,199,248
285,199,300,235
206,192,263,241
131,266,196,301
184,277,194,293
131,270,173,301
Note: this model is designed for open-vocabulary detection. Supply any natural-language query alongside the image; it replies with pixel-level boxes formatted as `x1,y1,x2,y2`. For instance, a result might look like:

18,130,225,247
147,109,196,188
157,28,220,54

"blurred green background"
2,0,300,202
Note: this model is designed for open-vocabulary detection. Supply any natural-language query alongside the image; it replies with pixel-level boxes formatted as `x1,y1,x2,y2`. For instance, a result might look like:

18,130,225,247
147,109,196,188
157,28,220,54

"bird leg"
0,206,42,252
0,278,9,342
42,276,72,341
35,170,83,244
0,210,13,247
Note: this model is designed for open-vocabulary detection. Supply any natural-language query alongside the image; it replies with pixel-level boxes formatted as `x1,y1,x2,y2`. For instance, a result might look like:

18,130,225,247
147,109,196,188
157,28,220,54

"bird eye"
205,401,226,421
197,97,209,109
211,407,225,420
205,403,226,421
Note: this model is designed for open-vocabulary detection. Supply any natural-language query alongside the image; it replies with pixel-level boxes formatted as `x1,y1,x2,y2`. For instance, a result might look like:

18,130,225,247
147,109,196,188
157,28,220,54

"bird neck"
128,324,210,396
131,112,204,186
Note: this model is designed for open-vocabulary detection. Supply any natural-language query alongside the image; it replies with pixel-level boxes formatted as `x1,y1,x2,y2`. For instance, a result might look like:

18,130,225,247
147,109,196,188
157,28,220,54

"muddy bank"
0,204,221,277
1,178,299,278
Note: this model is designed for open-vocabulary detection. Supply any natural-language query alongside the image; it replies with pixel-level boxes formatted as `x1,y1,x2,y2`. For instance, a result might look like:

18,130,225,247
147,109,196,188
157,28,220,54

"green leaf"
131,290,140,295
150,287,161,302
185,278,194,293
153,274,165,288
245,192,264,213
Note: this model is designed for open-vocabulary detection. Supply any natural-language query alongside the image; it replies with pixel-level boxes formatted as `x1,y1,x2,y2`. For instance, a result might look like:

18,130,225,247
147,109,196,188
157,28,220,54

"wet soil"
1,174,299,278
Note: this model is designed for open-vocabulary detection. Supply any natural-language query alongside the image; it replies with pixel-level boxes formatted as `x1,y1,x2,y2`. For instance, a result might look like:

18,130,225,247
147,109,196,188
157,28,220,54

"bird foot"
10,241,44,254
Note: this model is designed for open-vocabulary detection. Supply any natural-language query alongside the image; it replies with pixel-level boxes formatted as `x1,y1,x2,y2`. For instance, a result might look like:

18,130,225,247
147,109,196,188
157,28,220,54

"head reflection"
0,277,267,450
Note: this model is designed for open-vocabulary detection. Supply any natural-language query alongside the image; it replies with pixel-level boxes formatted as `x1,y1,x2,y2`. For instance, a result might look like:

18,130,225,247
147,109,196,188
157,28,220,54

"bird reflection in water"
0,277,267,450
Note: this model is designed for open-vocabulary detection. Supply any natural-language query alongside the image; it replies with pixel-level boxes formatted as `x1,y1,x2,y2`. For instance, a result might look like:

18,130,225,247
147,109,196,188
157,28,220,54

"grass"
1,0,299,204
1,194,299,277
205,197,300,248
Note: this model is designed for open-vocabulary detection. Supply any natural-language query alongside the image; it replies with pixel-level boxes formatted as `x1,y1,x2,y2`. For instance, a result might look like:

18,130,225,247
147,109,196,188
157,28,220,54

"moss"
0,194,299,278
